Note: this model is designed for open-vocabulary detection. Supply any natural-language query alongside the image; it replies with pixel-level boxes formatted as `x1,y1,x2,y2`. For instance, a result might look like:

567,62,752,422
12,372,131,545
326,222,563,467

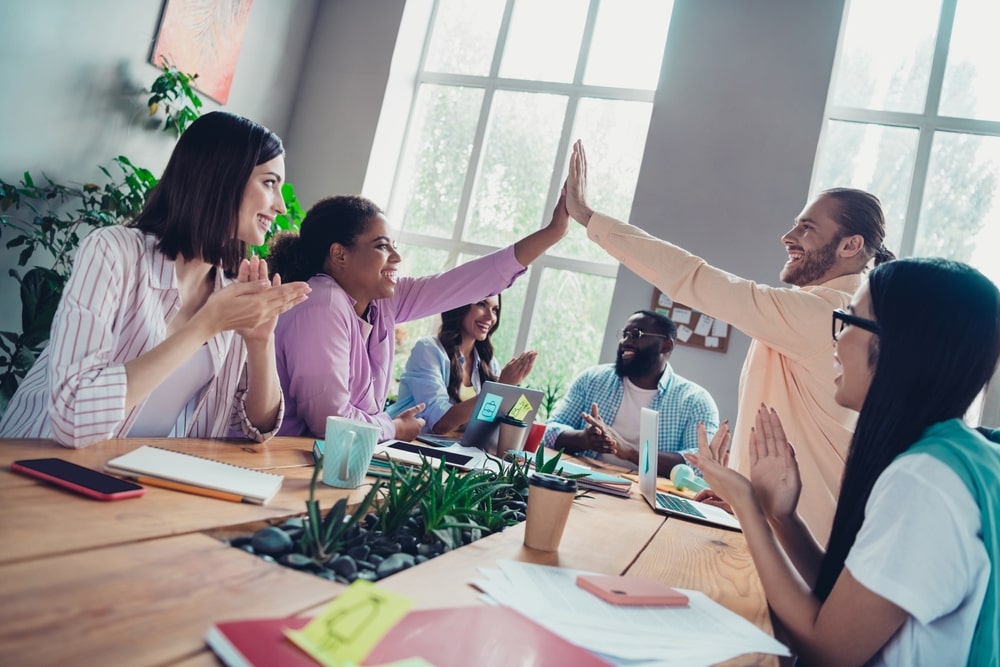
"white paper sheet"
472,560,789,667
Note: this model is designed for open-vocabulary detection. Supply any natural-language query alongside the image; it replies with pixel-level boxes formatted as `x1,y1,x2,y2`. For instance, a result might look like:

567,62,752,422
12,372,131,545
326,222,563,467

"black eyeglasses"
618,329,670,342
832,309,880,342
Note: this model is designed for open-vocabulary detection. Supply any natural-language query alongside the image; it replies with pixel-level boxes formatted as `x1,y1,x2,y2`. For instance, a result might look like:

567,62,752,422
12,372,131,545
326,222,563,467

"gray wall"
600,0,845,420
0,0,317,328
0,0,846,423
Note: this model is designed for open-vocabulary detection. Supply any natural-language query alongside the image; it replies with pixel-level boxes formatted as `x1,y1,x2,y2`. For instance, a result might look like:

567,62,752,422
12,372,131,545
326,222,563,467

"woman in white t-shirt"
688,257,999,666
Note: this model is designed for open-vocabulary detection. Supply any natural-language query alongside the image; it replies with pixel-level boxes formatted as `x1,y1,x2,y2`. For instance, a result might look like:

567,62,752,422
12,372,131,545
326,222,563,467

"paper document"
472,560,788,667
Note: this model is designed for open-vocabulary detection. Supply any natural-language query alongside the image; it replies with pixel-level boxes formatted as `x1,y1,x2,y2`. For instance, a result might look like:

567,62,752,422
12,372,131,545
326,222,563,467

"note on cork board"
651,288,730,354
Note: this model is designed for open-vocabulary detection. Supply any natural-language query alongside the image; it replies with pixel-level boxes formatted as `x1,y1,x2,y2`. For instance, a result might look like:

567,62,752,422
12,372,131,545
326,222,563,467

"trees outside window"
373,0,674,397
811,0,1000,423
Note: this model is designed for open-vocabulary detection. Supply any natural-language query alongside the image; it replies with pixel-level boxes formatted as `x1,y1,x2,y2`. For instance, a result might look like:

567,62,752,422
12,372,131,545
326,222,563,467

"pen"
135,476,246,503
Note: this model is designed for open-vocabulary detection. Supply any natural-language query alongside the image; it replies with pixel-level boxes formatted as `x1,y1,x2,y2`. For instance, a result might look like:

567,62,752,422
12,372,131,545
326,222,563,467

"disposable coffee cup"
523,472,577,551
321,416,379,488
496,415,528,458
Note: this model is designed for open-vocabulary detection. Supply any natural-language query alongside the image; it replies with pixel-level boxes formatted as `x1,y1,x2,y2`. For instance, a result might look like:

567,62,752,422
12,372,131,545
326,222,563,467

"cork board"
651,288,730,354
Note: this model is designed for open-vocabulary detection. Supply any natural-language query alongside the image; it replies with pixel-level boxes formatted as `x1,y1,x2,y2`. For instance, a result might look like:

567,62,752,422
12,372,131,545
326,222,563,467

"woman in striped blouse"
0,112,311,447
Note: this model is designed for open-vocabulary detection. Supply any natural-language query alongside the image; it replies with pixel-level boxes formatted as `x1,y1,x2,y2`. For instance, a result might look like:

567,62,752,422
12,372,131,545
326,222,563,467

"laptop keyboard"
656,491,706,519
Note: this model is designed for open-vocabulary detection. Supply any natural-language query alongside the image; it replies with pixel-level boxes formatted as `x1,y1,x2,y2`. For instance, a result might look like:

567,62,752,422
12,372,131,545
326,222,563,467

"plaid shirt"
541,363,718,458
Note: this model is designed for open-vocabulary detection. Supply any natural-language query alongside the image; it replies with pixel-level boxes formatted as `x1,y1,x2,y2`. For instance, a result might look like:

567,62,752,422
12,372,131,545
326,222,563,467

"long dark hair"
131,111,284,275
267,195,382,282
438,296,502,403
815,258,1000,599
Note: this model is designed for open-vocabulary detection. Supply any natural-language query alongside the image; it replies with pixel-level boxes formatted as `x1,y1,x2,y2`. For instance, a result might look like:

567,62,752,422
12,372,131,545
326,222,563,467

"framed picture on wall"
150,0,255,104
651,288,730,354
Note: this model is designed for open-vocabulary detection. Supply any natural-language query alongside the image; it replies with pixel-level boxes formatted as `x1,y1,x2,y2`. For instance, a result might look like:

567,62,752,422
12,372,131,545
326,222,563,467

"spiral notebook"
105,445,284,504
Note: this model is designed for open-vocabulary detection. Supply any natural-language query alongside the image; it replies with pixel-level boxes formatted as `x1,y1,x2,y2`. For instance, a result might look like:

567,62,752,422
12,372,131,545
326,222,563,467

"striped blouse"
0,226,280,447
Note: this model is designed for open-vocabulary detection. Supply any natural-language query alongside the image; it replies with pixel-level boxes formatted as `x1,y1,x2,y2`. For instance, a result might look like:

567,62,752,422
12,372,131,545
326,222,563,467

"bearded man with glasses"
541,310,718,476
563,140,895,545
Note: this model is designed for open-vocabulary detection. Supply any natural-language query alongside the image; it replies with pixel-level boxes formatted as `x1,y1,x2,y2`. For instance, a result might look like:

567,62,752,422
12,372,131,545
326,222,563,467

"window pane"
392,245,452,397
829,0,941,112
525,269,615,392
466,91,568,247
499,0,588,83
939,0,1000,121
396,85,484,238
560,97,653,262
423,0,505,75
584,0,673,89
811,120,919,254
915,132,1000,287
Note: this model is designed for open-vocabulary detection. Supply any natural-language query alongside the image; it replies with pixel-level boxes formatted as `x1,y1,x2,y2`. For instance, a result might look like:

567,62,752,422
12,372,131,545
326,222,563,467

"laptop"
638,407,741,531
415,381,544,452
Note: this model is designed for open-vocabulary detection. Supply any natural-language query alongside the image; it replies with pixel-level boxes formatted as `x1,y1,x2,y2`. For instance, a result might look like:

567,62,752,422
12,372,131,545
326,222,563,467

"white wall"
600,0,845,420
0,0,317,331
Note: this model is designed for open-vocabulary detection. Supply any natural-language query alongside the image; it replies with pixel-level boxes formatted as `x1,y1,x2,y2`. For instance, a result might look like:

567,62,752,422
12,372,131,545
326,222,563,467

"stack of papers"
473,560,789,666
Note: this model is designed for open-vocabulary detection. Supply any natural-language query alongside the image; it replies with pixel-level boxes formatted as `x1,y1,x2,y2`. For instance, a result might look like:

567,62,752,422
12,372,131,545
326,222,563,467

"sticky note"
476,392,504,422
507,394,534,421
285,580,413,666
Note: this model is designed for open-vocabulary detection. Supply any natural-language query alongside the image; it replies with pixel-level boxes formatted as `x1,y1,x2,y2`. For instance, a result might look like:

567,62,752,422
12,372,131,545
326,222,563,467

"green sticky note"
476,392,504,422
507,394,533,422
285,580,413,666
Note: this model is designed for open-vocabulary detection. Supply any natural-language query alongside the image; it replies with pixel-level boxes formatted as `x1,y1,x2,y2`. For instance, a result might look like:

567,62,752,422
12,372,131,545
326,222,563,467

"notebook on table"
638,408,741,531
205,605,612,667
415,380,544,451
105,445,284,504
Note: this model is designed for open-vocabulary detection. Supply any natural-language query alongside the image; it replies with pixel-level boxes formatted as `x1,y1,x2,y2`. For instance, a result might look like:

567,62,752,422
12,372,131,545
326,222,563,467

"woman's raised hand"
202,256,310,342
565,140,594,226
748,405,801,521
685,421,753,508
498,350,537,386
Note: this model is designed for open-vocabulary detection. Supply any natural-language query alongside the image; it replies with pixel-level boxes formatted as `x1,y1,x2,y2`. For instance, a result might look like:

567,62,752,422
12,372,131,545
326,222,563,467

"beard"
615,343,661,378
779,236,840,286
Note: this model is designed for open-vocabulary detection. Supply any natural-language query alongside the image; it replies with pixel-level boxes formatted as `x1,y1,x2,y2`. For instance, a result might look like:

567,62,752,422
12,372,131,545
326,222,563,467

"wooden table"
0,438,777,666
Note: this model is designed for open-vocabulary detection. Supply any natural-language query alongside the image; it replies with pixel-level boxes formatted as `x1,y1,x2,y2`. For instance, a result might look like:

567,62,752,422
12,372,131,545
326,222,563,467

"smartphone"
576,574,689,607
11,458,146,501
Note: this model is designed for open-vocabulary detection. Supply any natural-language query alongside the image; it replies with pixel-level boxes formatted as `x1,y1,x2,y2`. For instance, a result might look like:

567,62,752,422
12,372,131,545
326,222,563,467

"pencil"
135,476,245,503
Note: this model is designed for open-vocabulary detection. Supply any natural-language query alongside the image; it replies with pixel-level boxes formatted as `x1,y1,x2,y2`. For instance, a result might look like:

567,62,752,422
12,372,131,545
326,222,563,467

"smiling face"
833,283,878,411
780,194,847,287
236,156,287,247
615,313,672,379
461,296,500,343
333,213,401,314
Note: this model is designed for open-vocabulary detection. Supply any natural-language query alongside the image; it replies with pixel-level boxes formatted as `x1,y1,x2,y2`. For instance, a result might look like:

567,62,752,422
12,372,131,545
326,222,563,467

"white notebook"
105,445,284,504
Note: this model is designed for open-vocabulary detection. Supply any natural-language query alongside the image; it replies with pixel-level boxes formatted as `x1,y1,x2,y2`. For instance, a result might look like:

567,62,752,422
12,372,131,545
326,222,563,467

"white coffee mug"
321,416,380,488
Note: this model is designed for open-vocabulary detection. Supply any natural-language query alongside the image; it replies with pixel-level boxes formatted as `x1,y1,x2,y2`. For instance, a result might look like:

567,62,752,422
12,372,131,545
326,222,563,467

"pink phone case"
11,459,146,501
576,574,689,606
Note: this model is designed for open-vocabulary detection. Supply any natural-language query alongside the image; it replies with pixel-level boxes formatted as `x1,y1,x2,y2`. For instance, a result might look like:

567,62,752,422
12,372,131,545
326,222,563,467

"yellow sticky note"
285,580,413,667
507,394,533,422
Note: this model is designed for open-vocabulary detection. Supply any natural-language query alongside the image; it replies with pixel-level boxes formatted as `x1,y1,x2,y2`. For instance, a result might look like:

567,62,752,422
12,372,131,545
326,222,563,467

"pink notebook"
206,605,612,666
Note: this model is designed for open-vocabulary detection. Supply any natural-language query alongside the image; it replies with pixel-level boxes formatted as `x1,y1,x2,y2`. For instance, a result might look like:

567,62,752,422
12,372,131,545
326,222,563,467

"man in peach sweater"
564,140,894,546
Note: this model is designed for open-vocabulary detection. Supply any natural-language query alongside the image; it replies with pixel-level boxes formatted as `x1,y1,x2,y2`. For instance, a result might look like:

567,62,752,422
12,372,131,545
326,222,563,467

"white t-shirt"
597,377,658,471
128,346,213,437
845,453,990,666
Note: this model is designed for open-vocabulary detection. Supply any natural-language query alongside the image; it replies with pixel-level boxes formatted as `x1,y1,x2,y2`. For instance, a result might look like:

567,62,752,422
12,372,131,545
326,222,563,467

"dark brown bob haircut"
130,111,284,274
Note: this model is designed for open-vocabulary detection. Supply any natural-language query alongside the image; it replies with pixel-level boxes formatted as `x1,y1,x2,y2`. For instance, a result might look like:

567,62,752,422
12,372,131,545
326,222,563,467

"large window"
369,0,674,397
811,0,1000,422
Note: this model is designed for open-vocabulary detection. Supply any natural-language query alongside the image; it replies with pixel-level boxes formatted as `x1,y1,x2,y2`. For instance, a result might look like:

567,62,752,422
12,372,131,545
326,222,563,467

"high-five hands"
565,140,595,226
